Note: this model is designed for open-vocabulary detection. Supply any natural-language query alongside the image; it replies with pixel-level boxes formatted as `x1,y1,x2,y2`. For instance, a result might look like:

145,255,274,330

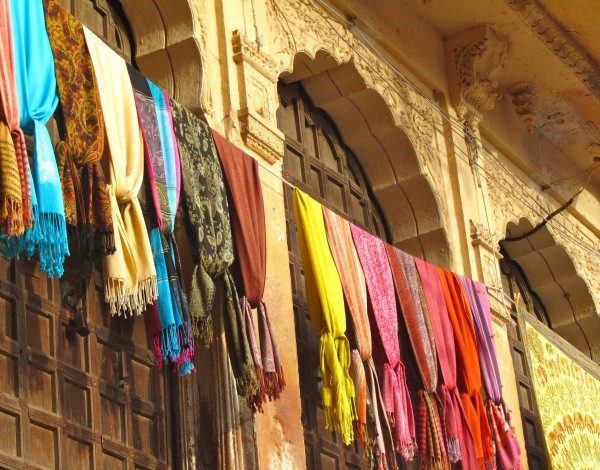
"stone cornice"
504,0,600,100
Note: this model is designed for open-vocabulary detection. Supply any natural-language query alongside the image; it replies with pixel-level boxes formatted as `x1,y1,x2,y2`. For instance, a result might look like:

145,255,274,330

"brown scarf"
44,0,113,258
0,0,30,236
212,130,284,410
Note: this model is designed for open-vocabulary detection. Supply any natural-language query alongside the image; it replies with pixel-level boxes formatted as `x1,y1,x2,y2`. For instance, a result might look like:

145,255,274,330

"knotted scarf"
0,0,29,237
43,0,113,259
414,257,478,468
212,130,284,409
8,0,69,277
460,277,522,470
437,269,494,469
386,246,448,469
128,67,193,374
350,224,416,460
293,189,355,445
84,28,157,316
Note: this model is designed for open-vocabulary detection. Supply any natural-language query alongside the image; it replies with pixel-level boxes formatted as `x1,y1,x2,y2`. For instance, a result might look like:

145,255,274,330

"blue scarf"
6,0,68,277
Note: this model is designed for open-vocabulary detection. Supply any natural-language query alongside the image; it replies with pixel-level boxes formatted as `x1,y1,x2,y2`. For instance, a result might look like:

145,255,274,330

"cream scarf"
84,28,157,316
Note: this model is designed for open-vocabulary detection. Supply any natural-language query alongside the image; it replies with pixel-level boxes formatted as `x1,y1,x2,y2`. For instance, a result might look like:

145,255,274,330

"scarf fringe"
37,212,69,278
193,315,213,349
105,275,158,317
0,196,23,237
323,382,356,446
71,223,116,259
236,361,259,398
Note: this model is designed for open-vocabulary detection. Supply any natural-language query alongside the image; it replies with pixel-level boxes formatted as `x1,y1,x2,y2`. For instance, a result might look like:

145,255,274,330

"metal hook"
61,282,90,337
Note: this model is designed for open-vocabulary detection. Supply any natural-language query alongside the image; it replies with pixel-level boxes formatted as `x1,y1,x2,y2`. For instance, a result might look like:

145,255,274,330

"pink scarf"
350,223,416,460
414,257,478,469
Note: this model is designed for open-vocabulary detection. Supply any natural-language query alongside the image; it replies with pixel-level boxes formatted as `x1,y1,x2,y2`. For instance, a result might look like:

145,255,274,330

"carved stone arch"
501,217,600,361
280,49,452,267
120,0,207,113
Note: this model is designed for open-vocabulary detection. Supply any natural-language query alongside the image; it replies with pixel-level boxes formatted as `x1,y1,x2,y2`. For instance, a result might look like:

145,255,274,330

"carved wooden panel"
278,82,386,470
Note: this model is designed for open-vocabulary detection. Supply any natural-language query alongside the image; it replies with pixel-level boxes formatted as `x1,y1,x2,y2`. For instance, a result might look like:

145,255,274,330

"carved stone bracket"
509,82,538,132
446,24,510,121
232,30,285,163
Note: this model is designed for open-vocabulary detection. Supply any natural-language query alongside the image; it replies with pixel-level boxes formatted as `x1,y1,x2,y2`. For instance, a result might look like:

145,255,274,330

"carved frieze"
509,82,538,132
446,24,510,120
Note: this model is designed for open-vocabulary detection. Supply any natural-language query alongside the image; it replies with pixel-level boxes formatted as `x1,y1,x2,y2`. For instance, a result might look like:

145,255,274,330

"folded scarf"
7,0,69,277
414,257,478,468
437,269,494,469
387,246,449,469
322,206,390,461
0,0,29,237
461,277,522,470
293,189,355,445
43,0,113,259
350,223,416,460
84,28,157,316
212,130,284,409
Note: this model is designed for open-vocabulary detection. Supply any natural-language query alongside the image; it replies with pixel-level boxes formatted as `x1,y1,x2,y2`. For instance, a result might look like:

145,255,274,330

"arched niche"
281,51,451,268
120,0,205,113
501,217,600,361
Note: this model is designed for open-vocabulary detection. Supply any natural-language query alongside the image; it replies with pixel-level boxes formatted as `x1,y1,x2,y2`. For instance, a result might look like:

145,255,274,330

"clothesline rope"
253,158,518,312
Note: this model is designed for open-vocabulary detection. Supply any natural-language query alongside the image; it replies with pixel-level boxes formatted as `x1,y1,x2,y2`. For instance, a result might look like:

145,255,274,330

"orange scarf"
437,268,494,469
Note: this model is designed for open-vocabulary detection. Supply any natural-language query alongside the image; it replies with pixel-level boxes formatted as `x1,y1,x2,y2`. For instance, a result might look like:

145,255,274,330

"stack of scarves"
387,247,449,469
3,0,69,277
212,130,284,411
438,269,494,469
293,189,355,445
128,66,193,375
43,0,113,259
0,0,30,238
461,277,522,470
350,223,416,460
415,258,478,468
84,27,157,316
323,206,391,467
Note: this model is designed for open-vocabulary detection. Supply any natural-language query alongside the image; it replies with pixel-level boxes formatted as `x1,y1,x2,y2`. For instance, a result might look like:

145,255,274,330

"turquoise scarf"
6,0,68,277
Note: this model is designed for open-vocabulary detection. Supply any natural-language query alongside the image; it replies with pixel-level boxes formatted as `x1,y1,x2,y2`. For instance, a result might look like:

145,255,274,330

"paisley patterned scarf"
171,104,257,395
43,0,113,259
85,28,157,316
461,277,522,470
386,246,449,469
293,189,356,445
350,224,416,460
437,269,494,469
0,0,29,237
8,0,68,277
212,130,284,409
414,257,478,468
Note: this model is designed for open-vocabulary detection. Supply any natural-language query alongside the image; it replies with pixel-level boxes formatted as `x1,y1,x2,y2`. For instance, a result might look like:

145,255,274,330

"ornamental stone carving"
509,82,538,132
446,24,510,120
232,30,285,164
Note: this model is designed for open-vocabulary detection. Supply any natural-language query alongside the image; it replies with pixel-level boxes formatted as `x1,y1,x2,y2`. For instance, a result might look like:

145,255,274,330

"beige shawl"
84,28,157,316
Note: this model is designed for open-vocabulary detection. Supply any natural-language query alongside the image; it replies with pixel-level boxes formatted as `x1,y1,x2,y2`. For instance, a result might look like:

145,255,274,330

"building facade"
0,0,598,469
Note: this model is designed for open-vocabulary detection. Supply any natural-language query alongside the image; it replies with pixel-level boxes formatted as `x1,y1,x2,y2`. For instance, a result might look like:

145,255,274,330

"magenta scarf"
350,223,416,460
460,277,522,469
414,257,478,469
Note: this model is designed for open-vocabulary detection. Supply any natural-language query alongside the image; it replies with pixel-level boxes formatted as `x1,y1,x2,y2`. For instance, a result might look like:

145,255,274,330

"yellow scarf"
293,189,355,444
84,28,157,316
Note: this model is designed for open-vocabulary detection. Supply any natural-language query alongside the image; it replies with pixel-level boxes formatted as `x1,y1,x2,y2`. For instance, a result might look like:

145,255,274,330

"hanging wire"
287,0,600,258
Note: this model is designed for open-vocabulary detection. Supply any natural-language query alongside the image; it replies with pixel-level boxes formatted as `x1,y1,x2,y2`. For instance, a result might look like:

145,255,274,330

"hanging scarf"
0,0,29,237
437,269,494,469
322,205,391,465
386,246,448,469
414,257,478,468
43,0,113,259
8,0,69,277
293,189,355,445
460,277,522,470
350,224,416,460
212,130,284,409
84,28,157,316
